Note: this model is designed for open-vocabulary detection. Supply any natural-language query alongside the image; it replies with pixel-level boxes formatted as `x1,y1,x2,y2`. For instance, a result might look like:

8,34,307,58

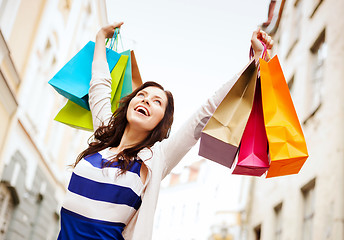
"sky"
106,0,271,171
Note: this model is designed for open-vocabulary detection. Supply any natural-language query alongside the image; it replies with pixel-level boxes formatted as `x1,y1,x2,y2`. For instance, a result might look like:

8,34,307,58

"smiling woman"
74,81,174,177
56,21,273,240
127,86,169,133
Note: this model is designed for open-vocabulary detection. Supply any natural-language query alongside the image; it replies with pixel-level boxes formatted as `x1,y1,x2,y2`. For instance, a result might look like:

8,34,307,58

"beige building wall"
0,30,19,173
7,0,47,78
245,0,344,240
0,0,108,238
0,103,10,149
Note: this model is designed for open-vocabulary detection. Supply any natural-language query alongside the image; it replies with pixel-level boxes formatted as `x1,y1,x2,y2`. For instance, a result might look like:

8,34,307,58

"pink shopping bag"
232,78,270,176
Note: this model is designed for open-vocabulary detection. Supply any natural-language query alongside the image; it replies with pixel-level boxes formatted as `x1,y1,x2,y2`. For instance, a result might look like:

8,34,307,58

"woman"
57,22,273,240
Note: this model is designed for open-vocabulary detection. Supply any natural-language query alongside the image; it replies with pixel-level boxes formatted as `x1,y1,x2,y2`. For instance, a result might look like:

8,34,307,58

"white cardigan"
89,60,239,240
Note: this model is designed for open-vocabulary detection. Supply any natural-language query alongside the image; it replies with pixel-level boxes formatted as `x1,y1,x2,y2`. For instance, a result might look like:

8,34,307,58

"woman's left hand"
97,22,124,39
93,21,124,61
251,28,274,61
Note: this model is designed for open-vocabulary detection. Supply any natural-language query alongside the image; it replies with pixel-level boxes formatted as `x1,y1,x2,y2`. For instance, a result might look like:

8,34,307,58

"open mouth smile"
134,106,150,116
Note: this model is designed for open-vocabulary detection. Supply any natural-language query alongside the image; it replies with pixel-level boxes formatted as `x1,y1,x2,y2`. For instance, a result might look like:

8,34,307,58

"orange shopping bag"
260,56,309,178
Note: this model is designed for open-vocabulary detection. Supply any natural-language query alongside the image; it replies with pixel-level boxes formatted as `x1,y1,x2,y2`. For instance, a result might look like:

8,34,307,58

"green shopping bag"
54,54,129,131
111,50,131,112
54,100,94,130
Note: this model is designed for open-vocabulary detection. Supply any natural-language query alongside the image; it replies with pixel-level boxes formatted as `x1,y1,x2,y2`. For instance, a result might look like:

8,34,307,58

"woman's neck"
111,124,149,153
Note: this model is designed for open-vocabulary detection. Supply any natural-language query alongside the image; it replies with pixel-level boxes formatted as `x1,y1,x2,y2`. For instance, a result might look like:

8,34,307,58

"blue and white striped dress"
57,148,145,240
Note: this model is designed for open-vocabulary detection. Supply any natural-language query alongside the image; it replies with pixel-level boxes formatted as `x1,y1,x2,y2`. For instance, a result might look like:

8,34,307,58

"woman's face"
127,86,168,132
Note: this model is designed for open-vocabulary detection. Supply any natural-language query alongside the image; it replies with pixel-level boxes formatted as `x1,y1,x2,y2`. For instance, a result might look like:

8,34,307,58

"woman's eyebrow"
154,95,163,100
140,90,164,100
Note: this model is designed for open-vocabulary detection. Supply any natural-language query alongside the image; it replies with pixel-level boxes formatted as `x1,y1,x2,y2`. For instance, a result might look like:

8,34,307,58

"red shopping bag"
232,78,270,176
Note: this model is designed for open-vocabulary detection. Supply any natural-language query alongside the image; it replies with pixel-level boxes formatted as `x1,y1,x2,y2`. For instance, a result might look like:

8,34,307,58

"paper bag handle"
249,40,270,60
105,28,124,52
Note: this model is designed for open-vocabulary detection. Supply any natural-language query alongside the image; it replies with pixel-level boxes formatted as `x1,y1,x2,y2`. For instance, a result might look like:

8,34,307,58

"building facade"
153,159,252,240
0,0,107,239
245,0,344,239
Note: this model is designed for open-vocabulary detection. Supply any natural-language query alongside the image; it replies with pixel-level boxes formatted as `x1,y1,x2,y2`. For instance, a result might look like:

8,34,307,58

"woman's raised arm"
93,22,124,61
159,28,274,177
89,22,124,131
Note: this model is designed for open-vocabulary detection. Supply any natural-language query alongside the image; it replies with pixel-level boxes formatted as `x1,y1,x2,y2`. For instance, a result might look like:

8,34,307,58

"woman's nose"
141,98,150,105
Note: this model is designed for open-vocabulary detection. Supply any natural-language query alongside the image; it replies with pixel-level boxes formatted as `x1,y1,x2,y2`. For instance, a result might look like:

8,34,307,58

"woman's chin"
127,120,154,133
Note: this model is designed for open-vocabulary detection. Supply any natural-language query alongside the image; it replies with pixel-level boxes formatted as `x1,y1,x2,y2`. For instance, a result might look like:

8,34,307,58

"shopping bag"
199,59,258,168
119,50,133,99
53,100,94,131
232,78,270,176
110,50,130,112
119,50,143,100
112,50,143,111
130,50,143,91
260,55,308,178
54,54,129,131
48,41,121,110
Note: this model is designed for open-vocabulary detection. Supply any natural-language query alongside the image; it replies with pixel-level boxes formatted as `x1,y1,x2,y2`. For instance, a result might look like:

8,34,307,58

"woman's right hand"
97,22,124,39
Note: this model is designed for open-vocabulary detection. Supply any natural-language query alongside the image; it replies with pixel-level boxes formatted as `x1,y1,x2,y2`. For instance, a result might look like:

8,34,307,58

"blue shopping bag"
48,41,121,110
54,54,129,131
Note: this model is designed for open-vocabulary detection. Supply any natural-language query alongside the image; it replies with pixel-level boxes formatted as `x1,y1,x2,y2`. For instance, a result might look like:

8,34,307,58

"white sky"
106,0,271,171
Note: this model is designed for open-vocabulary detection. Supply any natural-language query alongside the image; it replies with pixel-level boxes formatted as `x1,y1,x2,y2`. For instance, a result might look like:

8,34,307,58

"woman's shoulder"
137,142,169,171
137,146,154,162
137,140,166,160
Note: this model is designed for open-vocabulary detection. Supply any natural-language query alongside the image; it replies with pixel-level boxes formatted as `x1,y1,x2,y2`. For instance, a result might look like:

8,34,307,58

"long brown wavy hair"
73,81,174,174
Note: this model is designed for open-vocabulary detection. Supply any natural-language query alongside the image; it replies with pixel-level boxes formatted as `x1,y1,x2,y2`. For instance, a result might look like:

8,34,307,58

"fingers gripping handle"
105,28,123,52
249,40,270,60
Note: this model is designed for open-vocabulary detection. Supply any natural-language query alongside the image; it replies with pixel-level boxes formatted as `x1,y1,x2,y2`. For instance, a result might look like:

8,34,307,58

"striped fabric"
58,148,144,240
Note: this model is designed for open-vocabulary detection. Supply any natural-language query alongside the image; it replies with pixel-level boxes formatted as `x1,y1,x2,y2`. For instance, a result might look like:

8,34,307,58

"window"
170,205,175,225
287,0,303,58
194,202,200,223
48,120,65,160
288,75,295,97
274,203,283,240
301,179,316,240
254,224,261,240
0,0,8,22
0,183,14,239
26,35,58,139
0,0,21,40
180,204,186,224
307,30,326,119
310,0,324,18
46,212,59,240
73,2,93,46
293,0,302,41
